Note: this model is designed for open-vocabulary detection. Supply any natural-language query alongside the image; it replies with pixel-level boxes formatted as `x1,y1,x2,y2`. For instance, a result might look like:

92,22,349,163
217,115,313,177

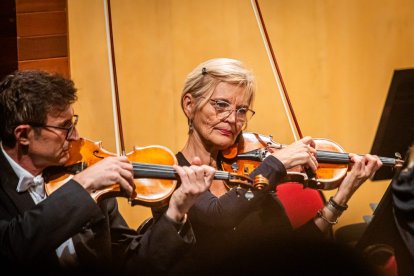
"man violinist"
0,70,215,274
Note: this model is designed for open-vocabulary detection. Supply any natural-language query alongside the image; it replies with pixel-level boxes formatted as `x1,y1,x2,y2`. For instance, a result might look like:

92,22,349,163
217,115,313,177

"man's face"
28,106,79,170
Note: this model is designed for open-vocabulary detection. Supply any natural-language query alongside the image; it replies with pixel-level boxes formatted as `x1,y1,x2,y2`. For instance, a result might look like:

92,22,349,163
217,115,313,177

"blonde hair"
180,58,256,116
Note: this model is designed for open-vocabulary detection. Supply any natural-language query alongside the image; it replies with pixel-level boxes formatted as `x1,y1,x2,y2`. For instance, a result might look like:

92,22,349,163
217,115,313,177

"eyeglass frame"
208,99,255,122
26,114,79,140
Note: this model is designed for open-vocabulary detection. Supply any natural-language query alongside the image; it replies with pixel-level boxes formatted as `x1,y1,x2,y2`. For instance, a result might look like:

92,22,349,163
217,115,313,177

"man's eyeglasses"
28,115,79,140
209,99,255,123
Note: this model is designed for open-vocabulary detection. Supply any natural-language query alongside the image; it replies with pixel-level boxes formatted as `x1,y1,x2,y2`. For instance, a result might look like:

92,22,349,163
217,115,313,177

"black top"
167,152,324,274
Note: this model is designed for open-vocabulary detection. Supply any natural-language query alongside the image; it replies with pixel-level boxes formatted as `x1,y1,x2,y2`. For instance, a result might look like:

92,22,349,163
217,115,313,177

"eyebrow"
54,118,73,127
212,98,249,108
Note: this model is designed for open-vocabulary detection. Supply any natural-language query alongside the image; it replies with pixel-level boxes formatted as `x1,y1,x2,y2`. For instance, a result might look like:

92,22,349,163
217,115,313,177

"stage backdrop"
67,0,414,231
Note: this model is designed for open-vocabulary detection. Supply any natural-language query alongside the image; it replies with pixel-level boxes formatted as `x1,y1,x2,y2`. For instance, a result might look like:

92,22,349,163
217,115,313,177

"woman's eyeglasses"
209,99,255,122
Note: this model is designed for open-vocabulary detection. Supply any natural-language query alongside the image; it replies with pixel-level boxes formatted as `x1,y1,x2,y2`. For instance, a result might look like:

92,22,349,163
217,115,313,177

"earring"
189,120,193,131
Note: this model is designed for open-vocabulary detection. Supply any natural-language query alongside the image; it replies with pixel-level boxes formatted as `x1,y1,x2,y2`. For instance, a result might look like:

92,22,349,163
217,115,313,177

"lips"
216,128,233,136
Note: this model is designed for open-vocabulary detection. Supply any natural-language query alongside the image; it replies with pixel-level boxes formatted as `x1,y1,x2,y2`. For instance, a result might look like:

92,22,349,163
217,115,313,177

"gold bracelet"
316,209,338,225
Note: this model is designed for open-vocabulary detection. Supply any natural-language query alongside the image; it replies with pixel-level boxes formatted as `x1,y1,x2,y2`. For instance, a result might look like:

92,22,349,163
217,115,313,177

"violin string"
316,150,396,166
316,151,349,163
131,162,231,180
378,157,397,166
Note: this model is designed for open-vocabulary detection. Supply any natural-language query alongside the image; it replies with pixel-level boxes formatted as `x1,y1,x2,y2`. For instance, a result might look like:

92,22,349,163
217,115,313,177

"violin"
219,132,404,190
44,137,268,207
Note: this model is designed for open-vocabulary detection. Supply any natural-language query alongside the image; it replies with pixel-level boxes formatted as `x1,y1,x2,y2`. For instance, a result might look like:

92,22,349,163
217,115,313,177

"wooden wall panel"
16,11,67,36
19,57,70,79
17,35,68,60
15,0,69,77
16,0,66,13
0,0,69,80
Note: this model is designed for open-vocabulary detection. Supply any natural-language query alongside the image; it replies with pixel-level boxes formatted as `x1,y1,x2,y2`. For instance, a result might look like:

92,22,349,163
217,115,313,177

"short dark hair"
0,70,78,147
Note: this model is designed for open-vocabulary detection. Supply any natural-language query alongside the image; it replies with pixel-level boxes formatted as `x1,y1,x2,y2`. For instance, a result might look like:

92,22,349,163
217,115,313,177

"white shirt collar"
1,143,45,198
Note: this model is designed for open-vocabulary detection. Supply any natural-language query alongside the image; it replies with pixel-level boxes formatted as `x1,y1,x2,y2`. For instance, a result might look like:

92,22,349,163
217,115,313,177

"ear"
182,93,195,120
14,125,32,146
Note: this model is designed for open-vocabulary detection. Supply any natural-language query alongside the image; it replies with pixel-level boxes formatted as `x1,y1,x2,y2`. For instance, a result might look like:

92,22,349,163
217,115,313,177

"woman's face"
191,82,251,151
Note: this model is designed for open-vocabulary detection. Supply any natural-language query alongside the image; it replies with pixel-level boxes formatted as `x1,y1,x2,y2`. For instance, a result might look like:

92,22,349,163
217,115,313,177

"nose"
223,109,237,123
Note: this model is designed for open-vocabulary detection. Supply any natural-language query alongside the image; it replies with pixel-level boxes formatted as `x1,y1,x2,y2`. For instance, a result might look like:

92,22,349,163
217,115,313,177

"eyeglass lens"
210,100,253,122
66,115,78,139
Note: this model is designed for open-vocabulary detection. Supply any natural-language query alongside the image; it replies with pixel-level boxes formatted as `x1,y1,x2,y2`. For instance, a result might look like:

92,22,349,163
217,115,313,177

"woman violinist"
168,58,383,274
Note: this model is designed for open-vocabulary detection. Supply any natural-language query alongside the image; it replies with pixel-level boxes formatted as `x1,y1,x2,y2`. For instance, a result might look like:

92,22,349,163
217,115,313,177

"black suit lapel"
0,150,36,214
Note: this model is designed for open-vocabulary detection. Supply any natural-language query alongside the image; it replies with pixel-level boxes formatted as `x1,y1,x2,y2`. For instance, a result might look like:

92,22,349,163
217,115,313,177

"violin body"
44,138,177,207
308,139,348,189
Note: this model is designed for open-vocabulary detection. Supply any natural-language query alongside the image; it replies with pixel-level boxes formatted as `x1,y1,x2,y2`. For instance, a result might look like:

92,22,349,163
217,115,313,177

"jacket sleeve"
249,155,287,184
188,155,288,229
117,208,195,274
0,180,103,262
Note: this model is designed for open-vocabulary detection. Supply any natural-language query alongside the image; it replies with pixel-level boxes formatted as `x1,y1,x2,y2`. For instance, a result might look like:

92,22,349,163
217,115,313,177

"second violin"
219,132,404,190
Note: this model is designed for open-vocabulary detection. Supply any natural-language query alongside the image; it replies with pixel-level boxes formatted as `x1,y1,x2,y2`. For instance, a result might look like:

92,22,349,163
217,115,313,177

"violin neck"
132,162,230,181
316,150,398,167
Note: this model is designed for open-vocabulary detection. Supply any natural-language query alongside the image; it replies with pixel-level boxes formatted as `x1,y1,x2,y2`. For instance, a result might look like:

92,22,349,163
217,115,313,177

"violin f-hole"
93,150,105,159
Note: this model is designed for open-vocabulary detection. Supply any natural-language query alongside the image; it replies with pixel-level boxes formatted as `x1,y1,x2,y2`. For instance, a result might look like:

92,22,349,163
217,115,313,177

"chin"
58,154,70,165
213,138,235,150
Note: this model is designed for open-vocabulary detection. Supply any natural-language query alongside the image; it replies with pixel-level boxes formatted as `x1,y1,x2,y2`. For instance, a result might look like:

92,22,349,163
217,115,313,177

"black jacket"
0,149,195,275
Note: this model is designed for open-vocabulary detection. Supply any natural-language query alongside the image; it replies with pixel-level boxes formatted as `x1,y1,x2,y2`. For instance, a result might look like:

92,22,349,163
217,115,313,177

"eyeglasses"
209,99,255,122
28,114,79,140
